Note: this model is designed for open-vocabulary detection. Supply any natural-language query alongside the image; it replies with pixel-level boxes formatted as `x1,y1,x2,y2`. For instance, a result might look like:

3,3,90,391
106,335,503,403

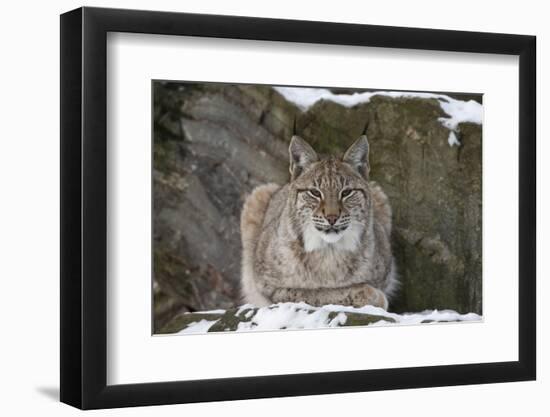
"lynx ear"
289,136,318,180
343,134,370,179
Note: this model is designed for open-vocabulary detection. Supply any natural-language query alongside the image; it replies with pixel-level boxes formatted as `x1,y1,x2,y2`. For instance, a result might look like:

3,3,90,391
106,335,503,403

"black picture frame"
60,6,536,410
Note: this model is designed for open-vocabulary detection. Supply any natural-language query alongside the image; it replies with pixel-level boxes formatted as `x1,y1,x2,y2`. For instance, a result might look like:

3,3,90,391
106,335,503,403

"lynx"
240,127,397,310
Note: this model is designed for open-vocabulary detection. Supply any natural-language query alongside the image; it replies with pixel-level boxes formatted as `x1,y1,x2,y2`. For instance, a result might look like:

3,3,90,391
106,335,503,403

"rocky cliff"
153,82,482,333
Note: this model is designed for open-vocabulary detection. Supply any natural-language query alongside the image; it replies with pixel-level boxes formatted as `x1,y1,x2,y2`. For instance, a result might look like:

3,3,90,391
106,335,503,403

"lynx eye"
341,189,354,198
308,189,322,199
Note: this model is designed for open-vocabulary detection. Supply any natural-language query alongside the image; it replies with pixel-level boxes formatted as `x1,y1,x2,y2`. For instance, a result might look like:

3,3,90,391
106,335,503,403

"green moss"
333,311,396,326
159,313,223,334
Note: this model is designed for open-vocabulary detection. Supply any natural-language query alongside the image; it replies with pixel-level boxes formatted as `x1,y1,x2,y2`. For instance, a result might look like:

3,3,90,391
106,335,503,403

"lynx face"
288,134,372,251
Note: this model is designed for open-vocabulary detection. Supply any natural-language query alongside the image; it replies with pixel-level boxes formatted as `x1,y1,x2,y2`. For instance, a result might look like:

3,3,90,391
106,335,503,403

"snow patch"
236,302,347,332
320,303,482,326
178,319,218,334
273,86,482,147
193,309,226,315
447,131,461,147
236,304,255,316
179,302,481,334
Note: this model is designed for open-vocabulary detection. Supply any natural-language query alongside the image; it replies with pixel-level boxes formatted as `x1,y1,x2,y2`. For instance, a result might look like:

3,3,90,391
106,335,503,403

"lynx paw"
352,285,388,310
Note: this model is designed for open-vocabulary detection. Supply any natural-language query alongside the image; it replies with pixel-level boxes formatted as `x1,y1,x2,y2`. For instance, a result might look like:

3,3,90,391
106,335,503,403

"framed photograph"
60,6,536,409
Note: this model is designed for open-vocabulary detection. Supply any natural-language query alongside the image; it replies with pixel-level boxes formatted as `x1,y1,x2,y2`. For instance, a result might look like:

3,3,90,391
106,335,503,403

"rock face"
153,82,482,333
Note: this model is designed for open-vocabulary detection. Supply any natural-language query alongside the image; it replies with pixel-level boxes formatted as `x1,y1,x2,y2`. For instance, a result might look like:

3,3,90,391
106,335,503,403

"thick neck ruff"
302,223,363,253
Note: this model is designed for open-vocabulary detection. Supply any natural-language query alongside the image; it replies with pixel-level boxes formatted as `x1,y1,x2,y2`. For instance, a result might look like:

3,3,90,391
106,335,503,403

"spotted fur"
240,133,398,309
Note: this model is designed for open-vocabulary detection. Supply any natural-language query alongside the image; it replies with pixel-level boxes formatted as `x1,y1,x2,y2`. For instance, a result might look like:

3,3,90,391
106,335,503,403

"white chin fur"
303,224,362,252
320,231,344,243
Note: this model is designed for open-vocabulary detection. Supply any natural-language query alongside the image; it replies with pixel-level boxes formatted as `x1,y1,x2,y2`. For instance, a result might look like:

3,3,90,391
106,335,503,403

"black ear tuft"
362,120,369,136
289,136,318,180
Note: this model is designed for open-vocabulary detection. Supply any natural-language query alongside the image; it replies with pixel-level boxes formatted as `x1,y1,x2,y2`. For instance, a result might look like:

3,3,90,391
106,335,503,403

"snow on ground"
235,303,348,332
447,131,461,147
273,86,483,147
178,319,219,334
193,309,226,314
178,302,482,334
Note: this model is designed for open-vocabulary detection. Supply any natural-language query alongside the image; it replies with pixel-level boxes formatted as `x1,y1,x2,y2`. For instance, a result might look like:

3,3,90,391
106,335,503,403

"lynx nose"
325,214,339,226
